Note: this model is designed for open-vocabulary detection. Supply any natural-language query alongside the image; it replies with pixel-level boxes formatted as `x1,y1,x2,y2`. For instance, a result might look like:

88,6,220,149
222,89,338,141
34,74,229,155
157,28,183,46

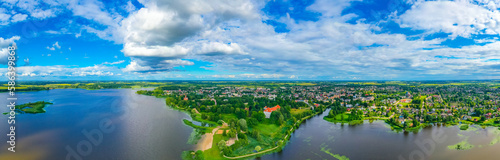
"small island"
3,101,53,114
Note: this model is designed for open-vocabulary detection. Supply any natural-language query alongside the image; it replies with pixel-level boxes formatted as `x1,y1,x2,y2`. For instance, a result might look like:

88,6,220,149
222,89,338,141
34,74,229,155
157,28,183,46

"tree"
413,118,419,127
247,118,258,127
238,119,248,131
270,111,283,125
236,109,247,119
238,133,247,140
217,140,226,150
228,130,236,138
252,111,266,122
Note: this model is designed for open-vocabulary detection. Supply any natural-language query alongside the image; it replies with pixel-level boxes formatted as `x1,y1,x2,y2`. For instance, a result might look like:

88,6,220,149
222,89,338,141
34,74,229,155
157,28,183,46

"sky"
0,0,500,81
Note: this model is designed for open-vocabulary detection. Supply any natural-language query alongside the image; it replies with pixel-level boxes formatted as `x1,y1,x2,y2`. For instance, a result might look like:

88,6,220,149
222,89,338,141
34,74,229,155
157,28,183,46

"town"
135,81,500,159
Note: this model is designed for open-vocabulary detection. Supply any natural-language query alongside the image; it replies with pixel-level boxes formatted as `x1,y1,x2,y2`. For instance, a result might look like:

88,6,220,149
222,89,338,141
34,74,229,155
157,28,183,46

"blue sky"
1,0,500,80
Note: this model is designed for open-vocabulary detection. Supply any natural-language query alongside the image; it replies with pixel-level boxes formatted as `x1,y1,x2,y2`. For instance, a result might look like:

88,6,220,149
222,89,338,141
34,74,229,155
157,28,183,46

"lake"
1,89,499,160
261,109,500,160
0,89,194,160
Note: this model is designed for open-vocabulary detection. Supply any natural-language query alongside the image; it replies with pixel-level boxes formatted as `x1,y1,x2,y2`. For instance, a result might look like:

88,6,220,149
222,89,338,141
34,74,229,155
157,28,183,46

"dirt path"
196,127,220,151
193,108,200,114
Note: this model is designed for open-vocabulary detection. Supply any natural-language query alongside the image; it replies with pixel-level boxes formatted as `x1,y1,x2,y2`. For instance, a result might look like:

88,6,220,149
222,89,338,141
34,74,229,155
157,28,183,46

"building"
264,105,281,118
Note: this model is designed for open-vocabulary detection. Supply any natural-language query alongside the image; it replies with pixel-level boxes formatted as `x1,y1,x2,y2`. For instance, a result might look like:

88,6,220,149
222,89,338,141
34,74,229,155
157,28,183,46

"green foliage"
217,140,226,150
252,111,266,122
181,150,204,160
238,119,248,131
6,101,53,114
270,111,284,125
460,124,469,130
255,145,262,151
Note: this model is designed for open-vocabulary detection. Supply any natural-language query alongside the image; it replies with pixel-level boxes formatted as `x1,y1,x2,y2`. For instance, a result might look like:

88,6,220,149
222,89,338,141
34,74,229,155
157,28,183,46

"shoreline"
324,117,500,133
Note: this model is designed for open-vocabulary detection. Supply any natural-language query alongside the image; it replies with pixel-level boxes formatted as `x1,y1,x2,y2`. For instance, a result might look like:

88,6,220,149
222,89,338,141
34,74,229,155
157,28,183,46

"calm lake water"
1,89,499,160
261,109,500,160
0,89,194,160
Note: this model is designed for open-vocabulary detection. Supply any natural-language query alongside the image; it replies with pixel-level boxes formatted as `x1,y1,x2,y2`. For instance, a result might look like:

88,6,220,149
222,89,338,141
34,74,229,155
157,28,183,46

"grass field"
253,123,280,136
203,134,225,160
290,108,309,115
324,113,350,123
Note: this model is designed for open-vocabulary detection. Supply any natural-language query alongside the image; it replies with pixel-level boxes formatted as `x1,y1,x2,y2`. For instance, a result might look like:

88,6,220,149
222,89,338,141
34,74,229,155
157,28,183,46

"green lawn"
324,113,352,123
291,108,309,115
252,123,280,136
203,134,225,160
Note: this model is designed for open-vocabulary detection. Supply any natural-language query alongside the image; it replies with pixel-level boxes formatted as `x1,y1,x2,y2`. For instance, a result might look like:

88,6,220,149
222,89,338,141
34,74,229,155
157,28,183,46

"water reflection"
261,109,500,160
0,89,194,160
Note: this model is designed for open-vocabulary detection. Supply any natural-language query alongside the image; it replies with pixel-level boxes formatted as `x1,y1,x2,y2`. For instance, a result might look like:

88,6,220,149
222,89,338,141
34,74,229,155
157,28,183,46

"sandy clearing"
196,127,219,151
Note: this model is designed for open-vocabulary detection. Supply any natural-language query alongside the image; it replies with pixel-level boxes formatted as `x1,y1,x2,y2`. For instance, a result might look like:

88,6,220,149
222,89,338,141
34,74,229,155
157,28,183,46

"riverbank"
158,96,325,159
135,89,331,159
222,112,321,159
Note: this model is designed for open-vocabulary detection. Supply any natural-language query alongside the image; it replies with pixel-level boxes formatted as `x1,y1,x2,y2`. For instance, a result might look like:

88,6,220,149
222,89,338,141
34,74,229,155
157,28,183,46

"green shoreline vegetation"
3,101,53,114
448,139,475,150
136,85,327,160
460,124,469,130
0,81,169,92
320,146,350,160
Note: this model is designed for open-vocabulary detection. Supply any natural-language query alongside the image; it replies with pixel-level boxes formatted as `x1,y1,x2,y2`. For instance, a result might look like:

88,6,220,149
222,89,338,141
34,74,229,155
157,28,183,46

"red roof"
264,105,280,113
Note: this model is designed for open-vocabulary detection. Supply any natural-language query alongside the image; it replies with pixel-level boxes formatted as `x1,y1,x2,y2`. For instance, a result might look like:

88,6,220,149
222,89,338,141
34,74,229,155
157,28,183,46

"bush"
255,145,262,152
460,124,469,130
217,140,226,150
238,133,247,140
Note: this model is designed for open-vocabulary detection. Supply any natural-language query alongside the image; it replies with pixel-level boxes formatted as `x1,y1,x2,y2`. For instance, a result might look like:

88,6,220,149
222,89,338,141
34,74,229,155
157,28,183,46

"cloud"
116,0,261,73
1,0,59,25
210,73,285,79
121,43,190,58
11,13,28,22
397,0,500,38
123,59,194,73
198,42,248,56
24,58,30,66
0,36,20,65
122,61,153,72
103,60,125,65
46,41,61,50
3,0,500,80
0,65,122,80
